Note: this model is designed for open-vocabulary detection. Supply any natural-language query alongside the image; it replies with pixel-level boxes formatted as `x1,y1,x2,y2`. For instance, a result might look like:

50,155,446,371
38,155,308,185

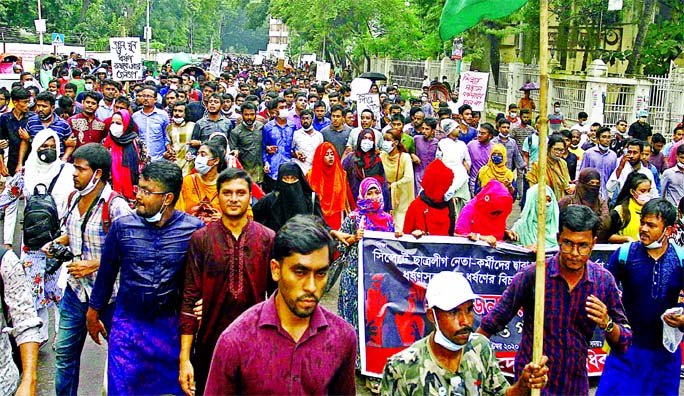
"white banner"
457,71,489,111
209,52,222,76
357,93,382,127
315,61,331,82
109,37,143,81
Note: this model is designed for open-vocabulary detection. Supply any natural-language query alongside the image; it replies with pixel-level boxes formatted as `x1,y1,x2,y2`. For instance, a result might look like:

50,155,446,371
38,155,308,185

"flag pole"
532,0,549,393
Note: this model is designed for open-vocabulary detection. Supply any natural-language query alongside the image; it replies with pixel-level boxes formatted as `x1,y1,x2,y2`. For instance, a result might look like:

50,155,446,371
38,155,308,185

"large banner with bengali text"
358,231,618,378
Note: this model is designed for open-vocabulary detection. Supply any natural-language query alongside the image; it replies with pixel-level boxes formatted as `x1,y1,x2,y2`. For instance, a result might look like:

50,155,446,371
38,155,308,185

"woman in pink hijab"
102,110,149,201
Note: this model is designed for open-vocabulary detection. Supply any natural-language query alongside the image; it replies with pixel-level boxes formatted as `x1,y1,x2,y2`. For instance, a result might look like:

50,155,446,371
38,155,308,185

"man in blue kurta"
86,160,204,395
597,198,684,395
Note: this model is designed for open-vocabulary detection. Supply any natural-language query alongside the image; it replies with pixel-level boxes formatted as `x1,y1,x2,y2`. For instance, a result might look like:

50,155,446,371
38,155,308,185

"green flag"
439,0,529,42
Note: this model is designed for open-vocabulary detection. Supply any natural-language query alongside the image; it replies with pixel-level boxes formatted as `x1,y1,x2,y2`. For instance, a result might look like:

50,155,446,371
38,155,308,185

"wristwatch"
604,318,615,333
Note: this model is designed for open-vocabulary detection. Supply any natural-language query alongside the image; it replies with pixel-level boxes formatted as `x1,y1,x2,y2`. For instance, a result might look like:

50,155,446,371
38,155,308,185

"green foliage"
0,0,238,55
640,0,683,75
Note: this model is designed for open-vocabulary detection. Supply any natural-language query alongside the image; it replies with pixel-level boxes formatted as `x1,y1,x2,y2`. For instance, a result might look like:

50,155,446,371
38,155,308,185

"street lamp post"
145,0,151,58
37,0,44,54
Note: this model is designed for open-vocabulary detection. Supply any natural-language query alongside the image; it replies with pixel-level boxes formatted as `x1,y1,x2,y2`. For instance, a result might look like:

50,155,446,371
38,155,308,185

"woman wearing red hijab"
102,110,149,201
402,159,456,237
307,142,355,229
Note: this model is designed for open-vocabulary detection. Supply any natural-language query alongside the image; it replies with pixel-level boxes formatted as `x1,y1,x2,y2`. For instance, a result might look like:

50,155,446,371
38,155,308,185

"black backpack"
23,164,65,251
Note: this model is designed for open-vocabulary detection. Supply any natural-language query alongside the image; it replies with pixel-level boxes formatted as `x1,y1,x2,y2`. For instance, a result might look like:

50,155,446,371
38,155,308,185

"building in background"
266,18,288,59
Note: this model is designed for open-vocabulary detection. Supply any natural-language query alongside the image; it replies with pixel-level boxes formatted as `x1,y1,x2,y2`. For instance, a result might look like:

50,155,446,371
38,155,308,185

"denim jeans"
55,285,115,396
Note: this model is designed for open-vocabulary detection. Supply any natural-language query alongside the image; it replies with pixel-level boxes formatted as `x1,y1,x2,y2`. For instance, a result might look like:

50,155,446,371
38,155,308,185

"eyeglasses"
551,147,565,153
559,240,592,256
133,185,169,197
138,94,154,99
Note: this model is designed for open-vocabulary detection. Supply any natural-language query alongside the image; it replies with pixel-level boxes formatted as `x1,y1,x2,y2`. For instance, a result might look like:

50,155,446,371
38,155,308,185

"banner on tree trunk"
358,231,617,378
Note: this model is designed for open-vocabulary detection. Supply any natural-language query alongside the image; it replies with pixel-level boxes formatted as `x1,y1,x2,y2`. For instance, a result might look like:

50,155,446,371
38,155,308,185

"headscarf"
575,168,601,211
478,143,514,187
105,110,141,186
353,129,385,182
418,159,456,235
308,142,351,216
355,177,393,232
24,128,63,194
512,184,559,248
468,180,513,240
273,162,315,227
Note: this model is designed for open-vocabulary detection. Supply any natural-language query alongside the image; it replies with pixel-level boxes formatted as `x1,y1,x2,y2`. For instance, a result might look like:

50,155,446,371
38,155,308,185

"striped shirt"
481,254,632,396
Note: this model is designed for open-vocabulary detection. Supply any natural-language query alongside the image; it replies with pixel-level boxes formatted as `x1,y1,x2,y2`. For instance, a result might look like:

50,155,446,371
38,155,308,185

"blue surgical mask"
194,155,214,175
381,141,394,153
432,310,471,352
491,155,504,165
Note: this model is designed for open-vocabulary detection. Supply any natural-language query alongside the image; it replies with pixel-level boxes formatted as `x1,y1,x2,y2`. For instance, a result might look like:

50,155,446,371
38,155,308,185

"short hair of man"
83,91,101,104
651,133,665,145
35,91,56,107
140,161,183,205
273,215,333,263
240,102,257,113
559,205,600,237
626,138,644,152
300,109,314,119
11,87,30,101
458,104,472,115
641,198,677,228
330,104,344,116
58,95,74,109
217,168,252,194
72,143,113,182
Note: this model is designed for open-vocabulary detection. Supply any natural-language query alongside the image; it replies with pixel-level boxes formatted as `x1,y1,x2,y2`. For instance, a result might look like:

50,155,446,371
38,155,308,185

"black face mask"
37,148,57,163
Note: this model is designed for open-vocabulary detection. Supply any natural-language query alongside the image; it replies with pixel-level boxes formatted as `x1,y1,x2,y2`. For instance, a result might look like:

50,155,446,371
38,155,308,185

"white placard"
109,37,143,81
315,61,331,82
253,54,264,65
357,94,382,127
456,71,489,111
350,78,373,102
209,52,222,76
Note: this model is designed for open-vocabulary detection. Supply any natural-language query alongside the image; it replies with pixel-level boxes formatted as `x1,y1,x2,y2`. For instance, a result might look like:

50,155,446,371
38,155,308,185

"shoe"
39,339,49,351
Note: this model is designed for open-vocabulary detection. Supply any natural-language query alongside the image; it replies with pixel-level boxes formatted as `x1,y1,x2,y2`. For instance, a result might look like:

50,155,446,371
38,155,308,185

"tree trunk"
79,0,92,23
626,0,656,75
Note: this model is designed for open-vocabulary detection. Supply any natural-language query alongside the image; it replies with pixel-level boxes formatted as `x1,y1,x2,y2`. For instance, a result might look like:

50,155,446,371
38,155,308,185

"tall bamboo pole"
531,0,549,393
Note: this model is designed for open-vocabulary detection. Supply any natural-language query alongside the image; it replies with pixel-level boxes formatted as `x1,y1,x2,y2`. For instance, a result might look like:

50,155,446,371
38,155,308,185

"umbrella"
359,72,387,81
519,82,540,91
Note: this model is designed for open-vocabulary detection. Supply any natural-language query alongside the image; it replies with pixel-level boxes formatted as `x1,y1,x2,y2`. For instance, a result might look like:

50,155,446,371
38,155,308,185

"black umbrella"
359,72,387,81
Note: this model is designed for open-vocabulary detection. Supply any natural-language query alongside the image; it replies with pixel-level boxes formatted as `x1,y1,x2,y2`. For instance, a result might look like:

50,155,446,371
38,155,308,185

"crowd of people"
0,53,683,396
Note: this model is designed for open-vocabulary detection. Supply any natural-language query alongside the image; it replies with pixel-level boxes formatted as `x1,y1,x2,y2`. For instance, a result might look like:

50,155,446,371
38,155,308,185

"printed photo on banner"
357,231,617,378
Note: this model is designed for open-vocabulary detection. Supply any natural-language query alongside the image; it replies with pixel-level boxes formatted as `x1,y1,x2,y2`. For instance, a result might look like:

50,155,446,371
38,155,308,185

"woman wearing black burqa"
253,162,327,232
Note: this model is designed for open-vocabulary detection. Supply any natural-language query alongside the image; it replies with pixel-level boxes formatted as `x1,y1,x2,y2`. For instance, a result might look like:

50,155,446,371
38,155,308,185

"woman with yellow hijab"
477,143,515,196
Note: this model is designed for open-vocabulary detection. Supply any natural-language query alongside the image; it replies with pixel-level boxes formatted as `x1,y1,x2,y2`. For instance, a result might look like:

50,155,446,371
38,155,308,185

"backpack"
189,174,222,224
617,241,684,266
66,189,123,235
0,247,22,373
23,164,65,251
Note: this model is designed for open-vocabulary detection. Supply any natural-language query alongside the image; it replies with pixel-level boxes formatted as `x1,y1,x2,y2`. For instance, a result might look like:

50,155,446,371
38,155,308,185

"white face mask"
109,123,124,138
194,155,214,175
142,194,168,223
85,83,93,91
360,139,374,153
77,171,100,197
633,192,652,206
381,140,394,153
302,125,313,132
509,112,517,118
677,162,684,170
644,230,667,250
432,310,471,352
172,117,185,125
278,109,288,119
554,107,560,113
169,84,178,90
